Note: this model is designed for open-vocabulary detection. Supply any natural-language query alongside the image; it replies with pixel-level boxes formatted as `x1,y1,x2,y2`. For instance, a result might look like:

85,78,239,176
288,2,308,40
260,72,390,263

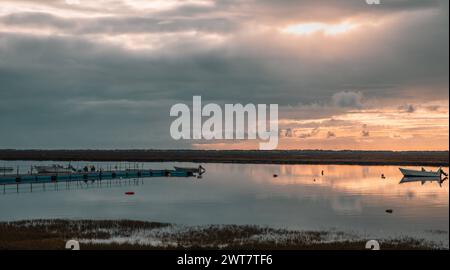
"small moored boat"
174,165,206,175
399,167,447,178
34,164,76,174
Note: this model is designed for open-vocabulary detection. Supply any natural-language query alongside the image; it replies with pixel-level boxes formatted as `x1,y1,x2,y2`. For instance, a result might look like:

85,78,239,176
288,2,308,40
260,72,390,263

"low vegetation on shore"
0,219,441,250
1,149,448,166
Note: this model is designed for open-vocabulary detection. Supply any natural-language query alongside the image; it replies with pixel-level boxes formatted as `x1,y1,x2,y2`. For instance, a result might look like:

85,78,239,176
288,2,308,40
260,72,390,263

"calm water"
0,161,448,245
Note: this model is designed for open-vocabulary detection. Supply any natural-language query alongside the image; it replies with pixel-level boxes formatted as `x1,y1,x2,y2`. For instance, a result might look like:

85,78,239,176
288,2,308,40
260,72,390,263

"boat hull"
174,166,205,174
34,166,75,174
400,176,442,183
399,168,441,177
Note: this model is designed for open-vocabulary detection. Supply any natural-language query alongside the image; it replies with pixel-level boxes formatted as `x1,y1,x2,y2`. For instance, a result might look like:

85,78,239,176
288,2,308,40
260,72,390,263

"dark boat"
174,165,206,174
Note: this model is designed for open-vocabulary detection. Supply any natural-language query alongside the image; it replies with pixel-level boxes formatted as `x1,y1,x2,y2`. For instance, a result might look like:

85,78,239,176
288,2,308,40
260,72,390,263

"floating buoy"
125,191,135,195
385,209,393,214
273,174,278,178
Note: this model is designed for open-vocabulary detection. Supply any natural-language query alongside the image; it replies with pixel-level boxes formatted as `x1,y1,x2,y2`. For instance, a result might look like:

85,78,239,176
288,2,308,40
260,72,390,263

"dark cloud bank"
0,0,448,149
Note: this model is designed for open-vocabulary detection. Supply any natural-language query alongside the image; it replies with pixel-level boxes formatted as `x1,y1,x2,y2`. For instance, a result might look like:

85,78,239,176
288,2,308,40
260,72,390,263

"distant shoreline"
0,149,448,166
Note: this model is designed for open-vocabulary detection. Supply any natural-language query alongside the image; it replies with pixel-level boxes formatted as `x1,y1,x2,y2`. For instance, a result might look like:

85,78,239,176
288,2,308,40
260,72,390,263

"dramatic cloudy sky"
0,0,448,150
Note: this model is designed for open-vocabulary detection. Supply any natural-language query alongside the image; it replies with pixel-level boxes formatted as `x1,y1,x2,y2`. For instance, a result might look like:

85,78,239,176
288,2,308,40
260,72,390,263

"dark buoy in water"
273,174,278,178
125,191,135,195
385,209,393,214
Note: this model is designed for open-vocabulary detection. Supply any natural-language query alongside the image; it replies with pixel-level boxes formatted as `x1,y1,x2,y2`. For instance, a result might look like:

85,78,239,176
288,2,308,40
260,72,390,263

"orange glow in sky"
281,22,358,36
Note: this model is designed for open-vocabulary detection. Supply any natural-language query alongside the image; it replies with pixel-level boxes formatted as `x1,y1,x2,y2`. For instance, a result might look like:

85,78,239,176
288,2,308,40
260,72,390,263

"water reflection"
400,176,448,187
239,164,449,207
0,161,448,246
1,177,144,195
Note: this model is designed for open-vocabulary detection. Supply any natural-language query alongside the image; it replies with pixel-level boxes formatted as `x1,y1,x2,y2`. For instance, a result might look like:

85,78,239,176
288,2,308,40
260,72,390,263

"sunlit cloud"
65,0,81,5
122,0,214,12
91,31,228,51
280,22,359,36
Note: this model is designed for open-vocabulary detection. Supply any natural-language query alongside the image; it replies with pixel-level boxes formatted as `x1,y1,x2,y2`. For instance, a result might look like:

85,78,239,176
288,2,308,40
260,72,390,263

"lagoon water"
0,161,448,246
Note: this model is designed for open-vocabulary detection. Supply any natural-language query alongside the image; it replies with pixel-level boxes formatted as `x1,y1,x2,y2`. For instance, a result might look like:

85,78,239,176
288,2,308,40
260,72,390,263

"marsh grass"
0,219,436,250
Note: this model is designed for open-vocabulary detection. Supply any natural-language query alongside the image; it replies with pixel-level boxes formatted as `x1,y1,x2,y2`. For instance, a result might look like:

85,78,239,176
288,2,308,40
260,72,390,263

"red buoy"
125,192,135,195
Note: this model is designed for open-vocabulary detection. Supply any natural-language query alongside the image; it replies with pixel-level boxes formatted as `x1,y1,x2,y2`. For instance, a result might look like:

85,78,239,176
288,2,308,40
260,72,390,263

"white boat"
34,164,76,174
399,167,446,178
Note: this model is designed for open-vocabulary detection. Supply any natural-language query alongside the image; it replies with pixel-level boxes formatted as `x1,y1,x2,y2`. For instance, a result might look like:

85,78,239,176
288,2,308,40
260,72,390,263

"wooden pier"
0,168,200,186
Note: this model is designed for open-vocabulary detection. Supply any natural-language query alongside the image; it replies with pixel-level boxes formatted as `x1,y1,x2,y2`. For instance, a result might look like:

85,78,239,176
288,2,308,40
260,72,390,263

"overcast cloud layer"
0,0,448,150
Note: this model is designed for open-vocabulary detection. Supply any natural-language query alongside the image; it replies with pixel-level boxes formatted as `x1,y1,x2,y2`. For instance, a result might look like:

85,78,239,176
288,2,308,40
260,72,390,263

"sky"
0,0,448,150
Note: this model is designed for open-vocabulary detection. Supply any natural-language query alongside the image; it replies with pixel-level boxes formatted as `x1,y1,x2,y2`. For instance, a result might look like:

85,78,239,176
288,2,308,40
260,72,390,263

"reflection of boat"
399,167,446,178
34,164,76,174
400,176,447,187
174,165,205,174
0,167,13,172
